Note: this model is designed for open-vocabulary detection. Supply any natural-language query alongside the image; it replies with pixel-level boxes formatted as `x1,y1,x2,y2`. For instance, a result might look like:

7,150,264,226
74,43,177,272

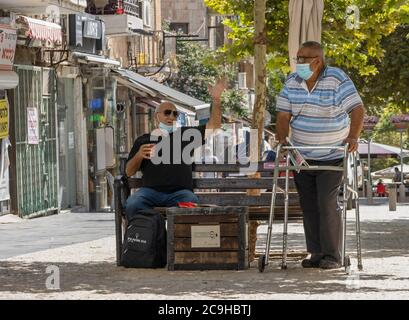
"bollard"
388,184,397,211
399,184,406,203
366,180,373,204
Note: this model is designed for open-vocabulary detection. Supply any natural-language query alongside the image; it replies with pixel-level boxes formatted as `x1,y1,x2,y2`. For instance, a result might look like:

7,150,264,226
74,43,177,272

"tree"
166,41,248,119
350,24,409,115
205,0,409,103
252,0,267,159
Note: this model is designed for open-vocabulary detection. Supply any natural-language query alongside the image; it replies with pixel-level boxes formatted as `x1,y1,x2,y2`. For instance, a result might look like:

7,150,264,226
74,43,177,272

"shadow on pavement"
1,212,409,297
0,260,405,297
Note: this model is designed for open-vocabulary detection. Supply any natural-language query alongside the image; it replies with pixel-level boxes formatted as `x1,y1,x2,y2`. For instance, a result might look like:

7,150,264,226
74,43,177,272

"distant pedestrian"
376,179,386,197
393,167,402,183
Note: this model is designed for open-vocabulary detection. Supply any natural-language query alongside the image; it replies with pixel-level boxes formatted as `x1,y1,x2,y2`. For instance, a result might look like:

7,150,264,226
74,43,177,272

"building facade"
0,0,209,217
160,0,255,109
0,0,120,216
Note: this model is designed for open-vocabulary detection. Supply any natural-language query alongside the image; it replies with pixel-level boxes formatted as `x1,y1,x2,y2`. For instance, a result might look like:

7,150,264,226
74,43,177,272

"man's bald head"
155,101,178,126
156,101,177,114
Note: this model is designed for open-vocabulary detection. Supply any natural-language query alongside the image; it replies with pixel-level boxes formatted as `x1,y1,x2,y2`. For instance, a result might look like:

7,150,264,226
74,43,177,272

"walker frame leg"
281,155,290,270
353,152,363,271
259,144,282,272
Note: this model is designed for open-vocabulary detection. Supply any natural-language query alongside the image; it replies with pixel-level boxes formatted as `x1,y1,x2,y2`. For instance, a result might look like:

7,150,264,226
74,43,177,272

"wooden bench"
114,162,302,266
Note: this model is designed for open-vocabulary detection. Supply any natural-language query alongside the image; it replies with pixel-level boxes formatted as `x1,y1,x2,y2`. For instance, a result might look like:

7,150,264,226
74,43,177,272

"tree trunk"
248,0,267,263
252,0,267,153
249,0,267,190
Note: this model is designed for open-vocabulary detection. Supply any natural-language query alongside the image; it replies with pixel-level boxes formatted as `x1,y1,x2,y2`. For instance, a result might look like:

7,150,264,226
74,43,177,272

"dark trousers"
294,159,344,262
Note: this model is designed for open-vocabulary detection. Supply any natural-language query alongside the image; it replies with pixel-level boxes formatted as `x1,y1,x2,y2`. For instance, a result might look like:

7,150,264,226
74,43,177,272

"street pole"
367,138,373,204
399,130,406,202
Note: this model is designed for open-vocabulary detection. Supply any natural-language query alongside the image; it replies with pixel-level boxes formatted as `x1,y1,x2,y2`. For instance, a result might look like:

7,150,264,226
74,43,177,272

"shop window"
169,23,189,35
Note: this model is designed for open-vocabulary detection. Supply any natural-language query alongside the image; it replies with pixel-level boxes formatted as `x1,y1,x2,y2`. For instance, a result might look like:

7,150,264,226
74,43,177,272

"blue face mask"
296,63,314,80
159,122,174,133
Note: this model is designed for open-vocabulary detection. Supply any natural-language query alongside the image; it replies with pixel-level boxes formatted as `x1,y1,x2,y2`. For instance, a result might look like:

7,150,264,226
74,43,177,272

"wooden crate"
166,207,249,271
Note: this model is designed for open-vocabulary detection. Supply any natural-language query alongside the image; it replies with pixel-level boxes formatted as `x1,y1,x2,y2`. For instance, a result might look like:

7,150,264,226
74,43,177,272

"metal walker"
258,144,363,273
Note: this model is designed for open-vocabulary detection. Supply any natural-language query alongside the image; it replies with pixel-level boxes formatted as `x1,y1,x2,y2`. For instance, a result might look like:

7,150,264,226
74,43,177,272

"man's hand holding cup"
138,144,156,160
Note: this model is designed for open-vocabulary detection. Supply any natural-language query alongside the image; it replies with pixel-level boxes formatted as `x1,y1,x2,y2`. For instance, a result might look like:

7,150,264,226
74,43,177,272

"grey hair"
300,41,325,59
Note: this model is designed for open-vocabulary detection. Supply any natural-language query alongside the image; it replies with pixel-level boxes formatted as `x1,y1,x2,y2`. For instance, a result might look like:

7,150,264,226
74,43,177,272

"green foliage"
350,24,409,113
167,41,220,103
162,19,171,32
221,89,248,118
370,158,400,173
266,59,287,123
166,41,248,118
205,0,409,156
205,0,407,75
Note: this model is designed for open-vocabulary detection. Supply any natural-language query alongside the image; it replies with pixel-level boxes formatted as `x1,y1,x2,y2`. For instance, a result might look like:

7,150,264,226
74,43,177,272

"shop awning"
112,69,211,121
0,70,19,90
358,141,409,159
18,16,62,43
72,52,121,66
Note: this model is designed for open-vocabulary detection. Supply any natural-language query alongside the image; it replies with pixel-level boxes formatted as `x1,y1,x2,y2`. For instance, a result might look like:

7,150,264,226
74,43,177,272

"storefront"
0,23,18,215
67,12,122,211
7,16,62,218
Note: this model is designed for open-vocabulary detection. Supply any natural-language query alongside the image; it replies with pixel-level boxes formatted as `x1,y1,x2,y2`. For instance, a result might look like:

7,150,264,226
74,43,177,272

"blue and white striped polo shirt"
276,66,363,160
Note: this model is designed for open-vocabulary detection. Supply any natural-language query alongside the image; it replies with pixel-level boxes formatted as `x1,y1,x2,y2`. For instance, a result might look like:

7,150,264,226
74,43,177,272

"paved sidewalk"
1,200,409,299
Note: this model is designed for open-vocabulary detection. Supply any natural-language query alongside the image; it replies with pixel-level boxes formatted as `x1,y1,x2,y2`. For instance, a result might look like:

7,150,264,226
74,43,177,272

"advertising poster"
0,99,8,139
27,107,39,145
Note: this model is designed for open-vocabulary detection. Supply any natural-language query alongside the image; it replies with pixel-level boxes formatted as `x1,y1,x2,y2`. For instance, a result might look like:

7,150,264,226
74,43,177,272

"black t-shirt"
127,125,206,192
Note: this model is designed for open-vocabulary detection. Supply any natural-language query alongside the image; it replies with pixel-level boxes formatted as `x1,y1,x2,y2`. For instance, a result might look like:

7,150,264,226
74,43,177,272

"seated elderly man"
125,80,225,220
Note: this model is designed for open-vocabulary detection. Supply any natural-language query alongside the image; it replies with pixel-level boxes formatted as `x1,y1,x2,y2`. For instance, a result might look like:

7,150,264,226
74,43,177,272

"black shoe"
319,256,341,269
301,258,321,268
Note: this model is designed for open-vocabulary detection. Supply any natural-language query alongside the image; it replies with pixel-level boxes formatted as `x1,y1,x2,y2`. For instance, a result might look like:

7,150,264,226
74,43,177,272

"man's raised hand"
208,77,227,100
137,144,155,160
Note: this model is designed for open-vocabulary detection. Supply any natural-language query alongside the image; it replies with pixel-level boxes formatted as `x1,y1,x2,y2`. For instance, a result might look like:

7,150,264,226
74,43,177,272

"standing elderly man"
125,80,225,220
276,41,364,269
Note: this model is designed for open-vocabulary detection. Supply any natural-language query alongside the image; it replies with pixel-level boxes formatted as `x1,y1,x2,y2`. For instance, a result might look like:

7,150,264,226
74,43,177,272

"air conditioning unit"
100,14,143,35
238,72,247,89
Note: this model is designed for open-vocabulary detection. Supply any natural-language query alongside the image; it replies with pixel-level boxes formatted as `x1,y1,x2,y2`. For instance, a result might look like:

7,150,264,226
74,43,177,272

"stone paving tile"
0,212,115,259
0,200,409,299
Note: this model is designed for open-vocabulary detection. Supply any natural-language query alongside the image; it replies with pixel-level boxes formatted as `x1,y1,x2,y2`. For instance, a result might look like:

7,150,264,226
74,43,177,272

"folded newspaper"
286,138,309,169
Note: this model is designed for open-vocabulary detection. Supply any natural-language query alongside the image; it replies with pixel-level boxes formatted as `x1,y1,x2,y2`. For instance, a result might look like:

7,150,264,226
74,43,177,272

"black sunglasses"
163,109,179,117
294,56,318,63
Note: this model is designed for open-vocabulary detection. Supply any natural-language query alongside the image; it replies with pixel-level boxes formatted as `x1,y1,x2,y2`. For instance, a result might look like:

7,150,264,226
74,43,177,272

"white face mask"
159,122,174,133
296,63,314,80
156,112,176,133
